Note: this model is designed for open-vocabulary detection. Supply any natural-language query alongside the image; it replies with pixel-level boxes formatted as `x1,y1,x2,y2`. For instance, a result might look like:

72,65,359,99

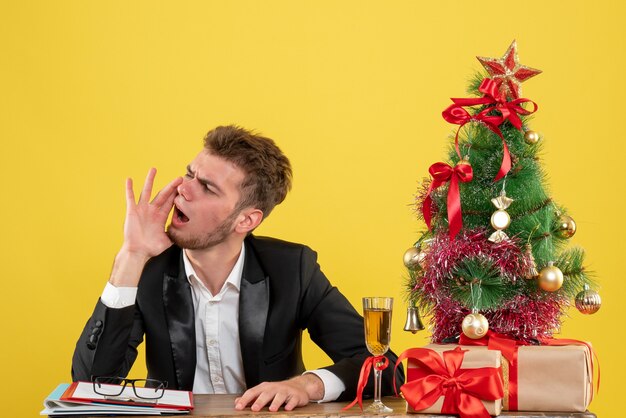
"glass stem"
374,364,382,403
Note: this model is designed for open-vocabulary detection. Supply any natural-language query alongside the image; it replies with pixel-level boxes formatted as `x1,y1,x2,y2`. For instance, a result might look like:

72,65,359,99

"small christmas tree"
404,41,601,343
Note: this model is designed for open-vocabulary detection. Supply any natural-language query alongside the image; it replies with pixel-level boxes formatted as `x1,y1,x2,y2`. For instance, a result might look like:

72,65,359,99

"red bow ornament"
394,347,503,418
442,78,538,181
422,159,473,239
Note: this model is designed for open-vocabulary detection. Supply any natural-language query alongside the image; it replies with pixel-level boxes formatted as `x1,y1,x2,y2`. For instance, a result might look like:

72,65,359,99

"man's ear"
234,208,264,234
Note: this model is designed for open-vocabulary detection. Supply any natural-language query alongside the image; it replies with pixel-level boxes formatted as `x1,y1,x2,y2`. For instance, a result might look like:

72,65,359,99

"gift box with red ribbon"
396,345,503,417
503,344,594,412
456,332,597,412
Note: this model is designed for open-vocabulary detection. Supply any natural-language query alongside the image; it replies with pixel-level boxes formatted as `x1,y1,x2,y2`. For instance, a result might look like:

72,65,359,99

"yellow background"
1,1,623,416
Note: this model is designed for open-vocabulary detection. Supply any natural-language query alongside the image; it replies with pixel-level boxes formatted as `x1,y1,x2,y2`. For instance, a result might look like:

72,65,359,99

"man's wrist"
109,248,150,287
294,374,324,401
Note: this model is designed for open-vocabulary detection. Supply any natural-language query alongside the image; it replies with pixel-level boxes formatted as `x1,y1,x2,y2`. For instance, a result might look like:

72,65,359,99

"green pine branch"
554,247,595,298
448,257,520,310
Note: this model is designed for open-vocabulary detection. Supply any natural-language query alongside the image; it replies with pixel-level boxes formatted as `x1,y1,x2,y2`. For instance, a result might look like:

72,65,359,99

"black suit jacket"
72,235,403,401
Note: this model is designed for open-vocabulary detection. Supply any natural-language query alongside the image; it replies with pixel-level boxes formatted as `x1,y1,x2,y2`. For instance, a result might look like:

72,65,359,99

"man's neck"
185,237,245,295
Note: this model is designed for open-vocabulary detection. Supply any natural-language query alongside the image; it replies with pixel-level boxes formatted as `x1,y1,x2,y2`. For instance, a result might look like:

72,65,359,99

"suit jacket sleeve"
297,246,404,401
71,298,144,381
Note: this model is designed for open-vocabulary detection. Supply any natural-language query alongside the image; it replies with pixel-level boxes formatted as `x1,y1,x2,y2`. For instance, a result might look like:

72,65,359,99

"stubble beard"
166,209,240,250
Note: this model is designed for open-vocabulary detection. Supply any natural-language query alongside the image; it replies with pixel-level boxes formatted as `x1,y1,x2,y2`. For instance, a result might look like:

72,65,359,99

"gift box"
504,344,593,412
402,345,503,417
418,341,594,413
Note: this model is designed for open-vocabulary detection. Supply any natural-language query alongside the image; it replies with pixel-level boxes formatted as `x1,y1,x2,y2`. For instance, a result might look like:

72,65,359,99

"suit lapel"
163,250,196,391
239,240,269,388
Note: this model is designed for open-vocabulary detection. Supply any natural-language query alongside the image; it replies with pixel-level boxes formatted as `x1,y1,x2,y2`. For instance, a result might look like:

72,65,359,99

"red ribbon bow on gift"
442,78,538,182
393,347,503,418
422,160,474,239
342,355,389,411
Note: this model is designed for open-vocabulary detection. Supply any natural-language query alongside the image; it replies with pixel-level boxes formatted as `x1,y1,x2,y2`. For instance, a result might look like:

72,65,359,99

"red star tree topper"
477,40,542,99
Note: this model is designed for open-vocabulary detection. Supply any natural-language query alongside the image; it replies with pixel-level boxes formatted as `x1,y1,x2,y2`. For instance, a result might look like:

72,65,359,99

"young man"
72,125,403,411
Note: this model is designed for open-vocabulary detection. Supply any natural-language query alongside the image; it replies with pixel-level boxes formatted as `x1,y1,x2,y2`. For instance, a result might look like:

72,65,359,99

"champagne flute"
362,297,393,413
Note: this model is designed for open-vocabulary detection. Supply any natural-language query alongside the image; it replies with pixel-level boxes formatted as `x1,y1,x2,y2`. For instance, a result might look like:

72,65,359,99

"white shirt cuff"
305,369,345,402
101,282,138,308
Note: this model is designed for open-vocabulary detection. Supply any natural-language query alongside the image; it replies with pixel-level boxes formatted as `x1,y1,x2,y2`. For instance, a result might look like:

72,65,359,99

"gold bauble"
556,215,577,238
538,262,564,292
490,209,511,230
456,155,471,167
575,284,601,314
403,247,423,270
524,130,540,144
461,313,489,339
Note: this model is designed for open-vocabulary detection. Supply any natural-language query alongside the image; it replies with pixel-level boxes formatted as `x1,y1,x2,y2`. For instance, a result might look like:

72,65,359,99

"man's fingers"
152,177,183,209
250,391,275,412
284,395,302,411
235,381,309,412
268,392,288,412
125,178,136,207
234,388,259,410
138,168,157,204
158,188,178,215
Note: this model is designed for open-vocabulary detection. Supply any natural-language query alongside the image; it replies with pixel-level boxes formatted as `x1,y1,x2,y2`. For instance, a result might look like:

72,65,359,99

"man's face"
166,150,247,250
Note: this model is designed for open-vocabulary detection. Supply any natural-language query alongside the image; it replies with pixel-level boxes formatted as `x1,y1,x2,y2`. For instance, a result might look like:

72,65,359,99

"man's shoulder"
245,236,321,286
245,235,318,266
246,235,311,253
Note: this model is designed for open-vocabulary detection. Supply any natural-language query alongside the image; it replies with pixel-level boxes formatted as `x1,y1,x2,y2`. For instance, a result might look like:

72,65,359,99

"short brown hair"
203,125,292,218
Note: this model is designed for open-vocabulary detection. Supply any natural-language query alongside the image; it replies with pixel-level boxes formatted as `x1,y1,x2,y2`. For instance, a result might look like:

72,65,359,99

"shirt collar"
182,243,245,294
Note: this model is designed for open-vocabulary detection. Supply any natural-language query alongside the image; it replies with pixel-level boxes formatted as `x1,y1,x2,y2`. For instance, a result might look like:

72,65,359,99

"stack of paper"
41,382,193,416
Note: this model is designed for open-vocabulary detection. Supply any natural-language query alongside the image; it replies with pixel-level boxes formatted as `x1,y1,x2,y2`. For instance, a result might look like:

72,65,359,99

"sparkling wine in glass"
363,297,393,413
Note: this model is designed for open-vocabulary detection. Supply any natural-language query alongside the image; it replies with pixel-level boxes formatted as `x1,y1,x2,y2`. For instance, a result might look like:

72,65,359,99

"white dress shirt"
182,245,246,394
101,244,345,401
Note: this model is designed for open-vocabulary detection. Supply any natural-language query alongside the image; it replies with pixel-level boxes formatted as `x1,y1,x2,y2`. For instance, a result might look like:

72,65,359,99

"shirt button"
212,376,221,382
207,339,217,346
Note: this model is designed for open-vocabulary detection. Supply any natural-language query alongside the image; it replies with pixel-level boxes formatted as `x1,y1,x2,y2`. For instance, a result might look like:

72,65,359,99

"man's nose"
177,179,192,200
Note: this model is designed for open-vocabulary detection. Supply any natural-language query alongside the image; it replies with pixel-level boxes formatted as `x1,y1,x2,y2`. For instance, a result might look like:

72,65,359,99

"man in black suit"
72,125,403,411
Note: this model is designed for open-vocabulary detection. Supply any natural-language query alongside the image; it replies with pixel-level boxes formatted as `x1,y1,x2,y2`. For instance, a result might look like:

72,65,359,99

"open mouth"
174,205,190,223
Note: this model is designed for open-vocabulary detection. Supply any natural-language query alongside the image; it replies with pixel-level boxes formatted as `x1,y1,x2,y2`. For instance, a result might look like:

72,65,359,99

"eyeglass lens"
93,377,166,399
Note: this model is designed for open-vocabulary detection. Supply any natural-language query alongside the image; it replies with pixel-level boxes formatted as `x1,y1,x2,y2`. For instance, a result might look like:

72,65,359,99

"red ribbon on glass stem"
422,161,473,239
393,347,503,418
342,355,389,411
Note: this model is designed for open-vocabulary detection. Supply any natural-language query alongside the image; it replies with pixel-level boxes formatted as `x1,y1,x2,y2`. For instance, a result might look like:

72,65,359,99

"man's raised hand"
122,168,182,258
109,168,182,287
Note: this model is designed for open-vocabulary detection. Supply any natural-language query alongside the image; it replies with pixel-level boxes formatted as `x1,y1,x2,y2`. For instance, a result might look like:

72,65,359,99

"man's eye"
205,185,215,193
184,173,193,179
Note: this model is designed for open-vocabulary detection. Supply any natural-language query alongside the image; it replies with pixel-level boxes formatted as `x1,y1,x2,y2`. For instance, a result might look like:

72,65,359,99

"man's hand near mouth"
109,168,183,288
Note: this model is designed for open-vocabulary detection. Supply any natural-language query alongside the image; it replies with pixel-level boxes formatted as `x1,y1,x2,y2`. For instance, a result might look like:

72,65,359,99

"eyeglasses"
91,376,168,402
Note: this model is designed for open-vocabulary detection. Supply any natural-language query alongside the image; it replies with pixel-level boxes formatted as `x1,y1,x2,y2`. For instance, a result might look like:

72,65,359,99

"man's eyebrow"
186,165,223,193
